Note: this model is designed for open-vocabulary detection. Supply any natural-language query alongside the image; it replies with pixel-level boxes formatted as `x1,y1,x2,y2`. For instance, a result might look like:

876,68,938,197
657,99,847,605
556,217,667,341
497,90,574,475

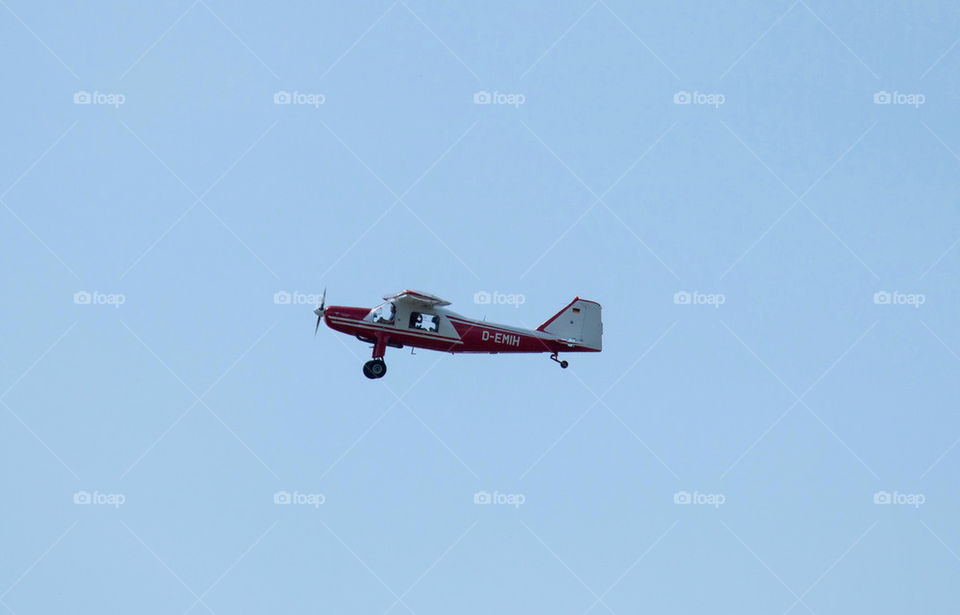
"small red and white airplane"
314,290,602,378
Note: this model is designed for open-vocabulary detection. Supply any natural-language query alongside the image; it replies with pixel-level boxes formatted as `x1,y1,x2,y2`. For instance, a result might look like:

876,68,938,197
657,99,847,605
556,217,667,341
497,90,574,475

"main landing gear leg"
549,352,569,369
363,334,388,379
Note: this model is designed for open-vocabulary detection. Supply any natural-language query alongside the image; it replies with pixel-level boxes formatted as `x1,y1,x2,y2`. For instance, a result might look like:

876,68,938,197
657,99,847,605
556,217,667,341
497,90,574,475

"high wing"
383,289,452,307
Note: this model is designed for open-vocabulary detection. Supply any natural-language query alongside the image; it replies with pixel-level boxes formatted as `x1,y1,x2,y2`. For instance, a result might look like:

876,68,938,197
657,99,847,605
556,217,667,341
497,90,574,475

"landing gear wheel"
549,352,569,369
363,359,387,379
560,360,568,369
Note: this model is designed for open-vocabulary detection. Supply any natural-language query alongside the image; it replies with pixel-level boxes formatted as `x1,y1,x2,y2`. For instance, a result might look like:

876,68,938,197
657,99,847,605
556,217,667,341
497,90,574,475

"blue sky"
1,0,959,612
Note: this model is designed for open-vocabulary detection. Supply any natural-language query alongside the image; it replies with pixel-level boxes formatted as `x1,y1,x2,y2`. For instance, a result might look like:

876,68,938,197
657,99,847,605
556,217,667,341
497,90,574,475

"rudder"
537,297,602,350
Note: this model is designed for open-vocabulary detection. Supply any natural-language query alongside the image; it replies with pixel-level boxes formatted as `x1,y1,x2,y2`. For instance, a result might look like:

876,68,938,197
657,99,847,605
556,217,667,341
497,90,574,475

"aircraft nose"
323,306,370,320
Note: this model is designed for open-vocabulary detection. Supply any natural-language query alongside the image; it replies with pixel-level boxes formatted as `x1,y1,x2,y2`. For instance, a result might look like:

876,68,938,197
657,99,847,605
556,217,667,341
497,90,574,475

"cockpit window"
371,302,396,324
408,311,439,332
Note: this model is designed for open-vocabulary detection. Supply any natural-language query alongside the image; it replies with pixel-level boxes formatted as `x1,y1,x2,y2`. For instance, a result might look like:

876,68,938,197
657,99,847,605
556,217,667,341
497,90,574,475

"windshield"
369,302,396,324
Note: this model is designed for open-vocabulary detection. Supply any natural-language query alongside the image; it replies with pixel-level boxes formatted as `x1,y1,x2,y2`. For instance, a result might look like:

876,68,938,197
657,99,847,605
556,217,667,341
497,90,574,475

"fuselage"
323,304,599,354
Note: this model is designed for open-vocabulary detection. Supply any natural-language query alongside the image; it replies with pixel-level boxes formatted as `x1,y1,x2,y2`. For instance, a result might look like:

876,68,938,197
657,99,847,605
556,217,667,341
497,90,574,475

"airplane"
313,289,602,379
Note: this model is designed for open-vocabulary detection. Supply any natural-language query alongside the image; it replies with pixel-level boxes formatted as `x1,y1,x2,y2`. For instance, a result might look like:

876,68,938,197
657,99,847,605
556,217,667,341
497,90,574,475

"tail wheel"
363,359,387,379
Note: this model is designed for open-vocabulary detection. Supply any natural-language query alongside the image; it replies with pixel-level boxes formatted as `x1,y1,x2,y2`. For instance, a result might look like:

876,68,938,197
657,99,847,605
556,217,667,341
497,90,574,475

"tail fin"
537,297,602,351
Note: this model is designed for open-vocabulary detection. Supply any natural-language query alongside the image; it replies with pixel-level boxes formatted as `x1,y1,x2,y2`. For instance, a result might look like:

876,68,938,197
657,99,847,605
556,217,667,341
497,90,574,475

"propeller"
314,287,326,336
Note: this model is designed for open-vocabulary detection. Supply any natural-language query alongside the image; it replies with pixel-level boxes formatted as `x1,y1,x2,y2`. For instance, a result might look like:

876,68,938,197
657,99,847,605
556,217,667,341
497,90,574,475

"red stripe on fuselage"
447,317,594,353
